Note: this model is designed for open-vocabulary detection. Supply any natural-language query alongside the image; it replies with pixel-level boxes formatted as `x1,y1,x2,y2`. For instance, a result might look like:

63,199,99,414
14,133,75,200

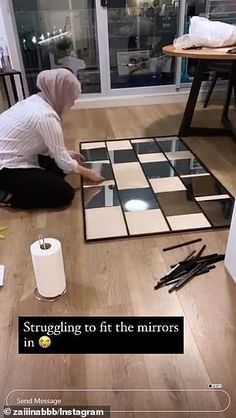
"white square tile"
138,153,167,163
107,140,132,150
86,207,127,239
81,142,106,149
167,213,211,231
166,151,194,160
113,162,149,189
125,209,169,235
150,177,186,193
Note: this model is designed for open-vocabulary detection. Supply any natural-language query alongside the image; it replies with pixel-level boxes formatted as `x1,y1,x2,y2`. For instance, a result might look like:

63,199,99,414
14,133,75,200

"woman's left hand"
68,150,86,165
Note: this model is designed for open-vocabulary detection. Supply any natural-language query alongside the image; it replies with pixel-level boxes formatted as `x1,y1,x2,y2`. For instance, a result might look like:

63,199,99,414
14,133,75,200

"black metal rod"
163,238,202,252
168,261,208,293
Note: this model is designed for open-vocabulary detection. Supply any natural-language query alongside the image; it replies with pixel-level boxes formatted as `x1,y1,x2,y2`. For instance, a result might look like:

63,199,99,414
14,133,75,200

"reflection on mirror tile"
84,185,120,209
81,142,106,150
131,138,156,143
197,198,234,227
169,158,206,176
167,213,211,230
181,175,228,197
142,161,176,179
166,151,194,160
138,153,167,163
132,141,161,154
81,148,108,161
107,140,132,150
108,149,137,163
125,209,169,235
85,207,127,239
113,162,148,189
119,188,158,212
196,194,230,201
83,162,113,185
156,137,188,152
150,177,186,193
157,191,201,216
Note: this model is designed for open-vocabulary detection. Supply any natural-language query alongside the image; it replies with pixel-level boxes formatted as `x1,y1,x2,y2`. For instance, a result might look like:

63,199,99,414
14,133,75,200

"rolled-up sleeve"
36,115,79,174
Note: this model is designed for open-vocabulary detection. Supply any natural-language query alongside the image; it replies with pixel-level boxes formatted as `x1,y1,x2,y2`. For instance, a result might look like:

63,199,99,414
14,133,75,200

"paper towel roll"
30,238,66,298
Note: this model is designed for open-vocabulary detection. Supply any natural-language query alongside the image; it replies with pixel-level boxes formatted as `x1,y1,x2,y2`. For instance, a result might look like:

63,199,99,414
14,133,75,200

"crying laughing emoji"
39,336,51,349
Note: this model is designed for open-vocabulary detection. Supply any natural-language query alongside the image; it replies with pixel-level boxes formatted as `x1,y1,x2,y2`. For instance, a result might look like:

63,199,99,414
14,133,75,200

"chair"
203,61,235,108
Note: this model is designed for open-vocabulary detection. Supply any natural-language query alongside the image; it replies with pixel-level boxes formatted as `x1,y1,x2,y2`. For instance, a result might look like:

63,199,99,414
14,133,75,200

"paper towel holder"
34,235,67,302
34,286,66,302
38,235,51,250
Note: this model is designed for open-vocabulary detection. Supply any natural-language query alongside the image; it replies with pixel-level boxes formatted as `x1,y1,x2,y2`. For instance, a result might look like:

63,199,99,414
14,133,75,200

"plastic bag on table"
173,34,196,49
189,16,236,48
173,17,236,49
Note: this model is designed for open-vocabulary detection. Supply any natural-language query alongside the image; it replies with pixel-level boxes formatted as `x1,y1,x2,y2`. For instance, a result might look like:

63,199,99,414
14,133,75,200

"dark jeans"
0,155,75,209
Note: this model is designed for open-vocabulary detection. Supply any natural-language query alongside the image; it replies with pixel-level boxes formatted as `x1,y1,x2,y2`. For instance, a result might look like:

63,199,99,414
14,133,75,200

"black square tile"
119,188,159,212
84,185,120,209
81,148,108,161
108,149,137,163
132,141,162,154
83,162,113,184
182,175,228,197
198,198,234,227
156,138,188,152
157,191,201,216
142,161,177,179
169,158,206,176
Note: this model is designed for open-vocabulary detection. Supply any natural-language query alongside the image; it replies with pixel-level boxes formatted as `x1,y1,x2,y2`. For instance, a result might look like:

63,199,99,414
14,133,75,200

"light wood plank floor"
0,102,236,417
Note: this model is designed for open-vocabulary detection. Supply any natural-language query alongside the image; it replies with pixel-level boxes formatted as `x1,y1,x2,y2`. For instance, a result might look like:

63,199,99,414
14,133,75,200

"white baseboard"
75,87,226,109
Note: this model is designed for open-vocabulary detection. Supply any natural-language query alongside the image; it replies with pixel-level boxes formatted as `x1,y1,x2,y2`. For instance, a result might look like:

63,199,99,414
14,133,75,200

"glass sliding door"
12,0,101,94
105,0,180,89
12,0,184,97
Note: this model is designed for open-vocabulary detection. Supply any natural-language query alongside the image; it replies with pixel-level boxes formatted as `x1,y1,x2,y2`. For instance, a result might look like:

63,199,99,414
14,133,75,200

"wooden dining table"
163,45,236,138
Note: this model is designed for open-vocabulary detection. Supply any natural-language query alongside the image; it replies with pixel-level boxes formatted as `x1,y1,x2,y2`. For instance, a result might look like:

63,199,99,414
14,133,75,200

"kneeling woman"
0,68,103,209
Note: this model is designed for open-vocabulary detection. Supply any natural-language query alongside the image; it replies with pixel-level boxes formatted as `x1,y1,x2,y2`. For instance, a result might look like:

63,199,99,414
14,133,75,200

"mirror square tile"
84,185,120,209
119,188,159,212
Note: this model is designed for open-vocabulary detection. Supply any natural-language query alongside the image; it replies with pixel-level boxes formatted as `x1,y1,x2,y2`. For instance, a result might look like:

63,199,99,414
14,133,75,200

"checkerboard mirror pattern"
80,137,234,241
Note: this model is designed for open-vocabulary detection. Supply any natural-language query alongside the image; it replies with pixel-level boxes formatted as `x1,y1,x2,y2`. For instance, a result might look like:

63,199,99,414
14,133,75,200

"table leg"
221,61,236,138
10,73,19,103
179,59,230,137
179,60,207,137
2,76,11,108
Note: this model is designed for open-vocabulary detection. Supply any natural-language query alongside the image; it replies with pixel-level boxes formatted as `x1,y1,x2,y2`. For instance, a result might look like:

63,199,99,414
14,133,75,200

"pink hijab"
36,68,81,116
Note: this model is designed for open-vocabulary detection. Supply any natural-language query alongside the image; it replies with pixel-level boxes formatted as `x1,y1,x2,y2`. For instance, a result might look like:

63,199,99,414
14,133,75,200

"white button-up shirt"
0,94,78,174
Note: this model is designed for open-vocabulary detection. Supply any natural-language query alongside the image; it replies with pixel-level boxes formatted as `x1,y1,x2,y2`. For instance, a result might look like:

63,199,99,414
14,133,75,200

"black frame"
80,135,235,243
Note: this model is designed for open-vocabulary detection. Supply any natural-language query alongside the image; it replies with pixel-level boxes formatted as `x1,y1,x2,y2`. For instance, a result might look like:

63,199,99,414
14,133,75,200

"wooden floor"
0,102,236,417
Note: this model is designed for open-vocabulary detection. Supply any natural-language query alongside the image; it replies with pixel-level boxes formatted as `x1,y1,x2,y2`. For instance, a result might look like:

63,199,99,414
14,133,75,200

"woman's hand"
79,166,105,184
68,150,86,165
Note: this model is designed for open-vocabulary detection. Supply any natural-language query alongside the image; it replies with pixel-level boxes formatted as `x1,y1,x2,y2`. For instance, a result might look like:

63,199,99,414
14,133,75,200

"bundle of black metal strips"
154,245,225,292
